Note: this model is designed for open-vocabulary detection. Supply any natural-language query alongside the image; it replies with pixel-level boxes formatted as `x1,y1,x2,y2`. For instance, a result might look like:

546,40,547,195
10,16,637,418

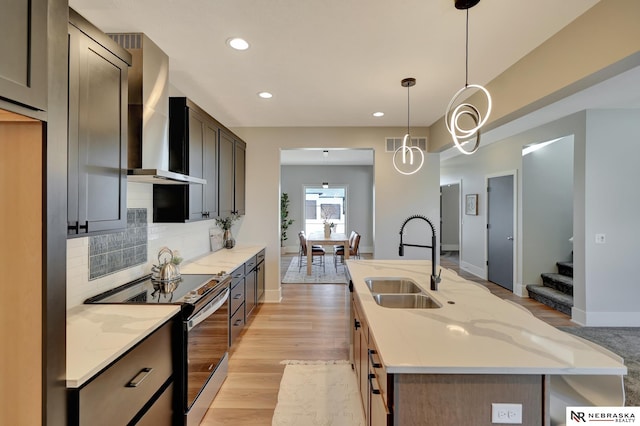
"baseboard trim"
572,307,640,326
460,261,486,280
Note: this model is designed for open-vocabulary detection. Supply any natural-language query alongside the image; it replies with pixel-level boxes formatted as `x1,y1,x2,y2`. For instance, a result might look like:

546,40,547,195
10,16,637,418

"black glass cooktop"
85,274,222,305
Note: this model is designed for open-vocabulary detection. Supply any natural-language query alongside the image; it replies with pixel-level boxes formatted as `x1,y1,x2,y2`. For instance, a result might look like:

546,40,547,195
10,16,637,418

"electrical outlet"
595,233,606,244
491,403,522,424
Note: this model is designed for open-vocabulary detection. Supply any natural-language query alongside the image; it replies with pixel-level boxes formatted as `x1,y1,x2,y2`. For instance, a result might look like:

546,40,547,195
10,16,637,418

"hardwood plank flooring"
202,253,574,425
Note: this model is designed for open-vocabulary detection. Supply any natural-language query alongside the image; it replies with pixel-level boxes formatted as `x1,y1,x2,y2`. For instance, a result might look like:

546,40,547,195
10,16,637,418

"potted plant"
215,214,239,249
281,193,294,254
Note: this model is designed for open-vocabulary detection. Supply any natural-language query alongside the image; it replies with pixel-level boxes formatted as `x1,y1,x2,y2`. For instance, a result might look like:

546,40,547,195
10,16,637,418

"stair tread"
557,261,573,268
541,272,573,285
526,284,573,305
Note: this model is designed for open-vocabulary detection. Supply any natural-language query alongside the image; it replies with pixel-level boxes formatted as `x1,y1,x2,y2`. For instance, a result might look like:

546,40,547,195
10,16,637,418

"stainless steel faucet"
399,215,441,290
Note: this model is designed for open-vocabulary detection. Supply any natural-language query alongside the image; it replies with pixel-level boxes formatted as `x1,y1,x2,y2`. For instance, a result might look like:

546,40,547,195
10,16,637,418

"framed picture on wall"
465,194,478,215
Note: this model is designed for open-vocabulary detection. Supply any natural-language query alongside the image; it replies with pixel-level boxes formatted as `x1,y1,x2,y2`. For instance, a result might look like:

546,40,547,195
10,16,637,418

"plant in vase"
281,193,294,253
215,214,239,249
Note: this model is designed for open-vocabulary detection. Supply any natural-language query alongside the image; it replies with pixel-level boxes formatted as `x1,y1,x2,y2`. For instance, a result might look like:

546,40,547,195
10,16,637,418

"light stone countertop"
346,259,627,375
66,245,264,388
66,304,179,388
179,244,265,275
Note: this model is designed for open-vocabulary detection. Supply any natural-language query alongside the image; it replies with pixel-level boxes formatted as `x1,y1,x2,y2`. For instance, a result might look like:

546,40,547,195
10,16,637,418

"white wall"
441,112,588,296
442,109,640,325
281,164,374,253
579,109,640,325
522,136,574,285
232,126,439,302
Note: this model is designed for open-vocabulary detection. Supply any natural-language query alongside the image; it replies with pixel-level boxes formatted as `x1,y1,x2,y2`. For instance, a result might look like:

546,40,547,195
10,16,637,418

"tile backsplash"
67,182,224,309
89,208,148,280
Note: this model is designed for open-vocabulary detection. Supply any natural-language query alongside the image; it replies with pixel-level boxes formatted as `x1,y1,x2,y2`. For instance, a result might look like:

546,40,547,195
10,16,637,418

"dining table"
306,231,350,275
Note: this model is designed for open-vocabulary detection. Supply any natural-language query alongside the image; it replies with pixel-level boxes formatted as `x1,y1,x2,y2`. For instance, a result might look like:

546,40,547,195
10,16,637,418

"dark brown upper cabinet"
0,0,47,111
153,97,219,222
218,129,246,217
67,10,131,236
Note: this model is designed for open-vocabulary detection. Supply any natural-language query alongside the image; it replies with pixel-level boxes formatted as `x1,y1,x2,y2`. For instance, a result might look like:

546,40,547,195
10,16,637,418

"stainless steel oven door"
185,285,230,411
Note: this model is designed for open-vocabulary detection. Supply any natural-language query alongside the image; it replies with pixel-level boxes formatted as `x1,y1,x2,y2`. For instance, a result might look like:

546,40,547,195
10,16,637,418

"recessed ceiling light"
373,112,384,117
227,37,249,50
258,92,273,99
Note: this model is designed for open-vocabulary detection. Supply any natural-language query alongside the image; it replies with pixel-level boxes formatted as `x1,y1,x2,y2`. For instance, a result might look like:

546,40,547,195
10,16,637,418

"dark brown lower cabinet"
68,320,177,426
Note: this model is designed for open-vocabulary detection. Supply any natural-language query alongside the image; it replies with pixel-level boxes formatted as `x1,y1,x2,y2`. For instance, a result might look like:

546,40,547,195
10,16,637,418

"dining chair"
298,231,326,272
334,232,360,271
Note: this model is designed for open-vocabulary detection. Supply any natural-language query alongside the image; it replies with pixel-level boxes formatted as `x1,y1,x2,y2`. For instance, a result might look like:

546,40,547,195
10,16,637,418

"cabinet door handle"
368,349,382,368
233,293,243,299
354,319,360,330
78,221,89,232
234,319,243,326
126,367,153,387
368,373,381,394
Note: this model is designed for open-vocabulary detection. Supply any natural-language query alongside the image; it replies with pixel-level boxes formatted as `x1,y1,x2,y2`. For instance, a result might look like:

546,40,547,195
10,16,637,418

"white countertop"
66,246,264,388
346,259,627,375
180,244,265,275
66,304,179,388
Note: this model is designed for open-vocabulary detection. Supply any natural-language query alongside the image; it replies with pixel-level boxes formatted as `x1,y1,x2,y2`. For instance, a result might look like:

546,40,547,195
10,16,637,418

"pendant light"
393,77,424,175
445,0,492,155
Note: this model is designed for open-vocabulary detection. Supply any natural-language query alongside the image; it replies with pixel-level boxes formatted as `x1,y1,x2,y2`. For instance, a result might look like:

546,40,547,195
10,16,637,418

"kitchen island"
346,259,626,426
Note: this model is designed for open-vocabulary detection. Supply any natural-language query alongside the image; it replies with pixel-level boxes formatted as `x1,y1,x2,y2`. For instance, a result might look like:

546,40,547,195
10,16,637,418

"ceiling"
69,0,602,129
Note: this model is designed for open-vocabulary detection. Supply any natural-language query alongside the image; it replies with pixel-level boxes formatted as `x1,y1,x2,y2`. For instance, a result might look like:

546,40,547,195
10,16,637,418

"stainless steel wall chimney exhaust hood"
108,33,205,185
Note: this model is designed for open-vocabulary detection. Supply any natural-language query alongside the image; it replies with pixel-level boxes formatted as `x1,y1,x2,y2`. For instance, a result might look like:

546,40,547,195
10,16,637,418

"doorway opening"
303,185,347,235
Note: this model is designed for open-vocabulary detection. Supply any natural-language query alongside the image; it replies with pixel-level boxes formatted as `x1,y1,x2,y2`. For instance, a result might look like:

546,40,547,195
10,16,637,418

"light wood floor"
202,253,574,425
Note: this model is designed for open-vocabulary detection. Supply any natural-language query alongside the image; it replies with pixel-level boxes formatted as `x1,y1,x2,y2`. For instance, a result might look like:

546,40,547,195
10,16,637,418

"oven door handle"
187,287,230,332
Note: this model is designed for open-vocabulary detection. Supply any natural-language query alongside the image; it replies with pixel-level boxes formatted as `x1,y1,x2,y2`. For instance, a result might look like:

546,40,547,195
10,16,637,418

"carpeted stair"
526,261,573,315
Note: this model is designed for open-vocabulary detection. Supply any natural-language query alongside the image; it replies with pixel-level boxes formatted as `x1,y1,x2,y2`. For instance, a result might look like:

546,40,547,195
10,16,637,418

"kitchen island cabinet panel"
394,374,543,426
0,0,47,111
67,10,130,236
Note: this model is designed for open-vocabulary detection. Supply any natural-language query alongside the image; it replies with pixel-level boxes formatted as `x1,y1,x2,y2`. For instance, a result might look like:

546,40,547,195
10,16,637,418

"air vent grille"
385,137,427,152
107,33,142,49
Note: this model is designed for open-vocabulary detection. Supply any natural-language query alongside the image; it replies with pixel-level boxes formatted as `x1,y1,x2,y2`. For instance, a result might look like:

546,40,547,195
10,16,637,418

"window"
304,185,347,234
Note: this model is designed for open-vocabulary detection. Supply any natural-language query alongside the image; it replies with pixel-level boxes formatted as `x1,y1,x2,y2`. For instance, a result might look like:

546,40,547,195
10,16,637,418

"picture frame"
465,194,478,215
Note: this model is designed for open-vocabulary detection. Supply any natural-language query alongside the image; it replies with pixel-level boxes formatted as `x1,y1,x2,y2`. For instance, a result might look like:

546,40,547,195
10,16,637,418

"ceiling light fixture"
258,91,273,99
322,150,329,158
445,0,492,155
393,77,424,175
373,112,384,117
227,37,249,50
322,182,329,189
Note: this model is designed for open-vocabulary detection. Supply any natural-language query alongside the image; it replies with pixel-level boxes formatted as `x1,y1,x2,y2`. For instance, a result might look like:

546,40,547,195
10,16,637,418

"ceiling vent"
385,137,427,153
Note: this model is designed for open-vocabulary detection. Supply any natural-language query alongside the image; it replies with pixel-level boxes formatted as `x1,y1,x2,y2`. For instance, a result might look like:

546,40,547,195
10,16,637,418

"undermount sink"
365,278,422,294
373,293,441,309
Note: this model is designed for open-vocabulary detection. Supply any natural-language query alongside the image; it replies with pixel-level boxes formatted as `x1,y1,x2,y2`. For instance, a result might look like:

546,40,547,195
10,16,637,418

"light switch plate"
491,403,522,424
595,233,606,244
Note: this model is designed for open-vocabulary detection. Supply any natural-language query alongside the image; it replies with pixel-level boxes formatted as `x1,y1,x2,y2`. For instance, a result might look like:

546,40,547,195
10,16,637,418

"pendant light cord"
407,83,410,135
465,8,469,88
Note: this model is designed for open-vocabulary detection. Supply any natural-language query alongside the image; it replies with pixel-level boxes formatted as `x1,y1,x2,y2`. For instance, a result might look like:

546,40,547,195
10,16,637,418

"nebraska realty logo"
567,407,639,423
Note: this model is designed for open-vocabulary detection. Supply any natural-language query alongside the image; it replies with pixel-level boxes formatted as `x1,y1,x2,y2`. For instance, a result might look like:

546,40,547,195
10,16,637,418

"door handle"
507,236,514,241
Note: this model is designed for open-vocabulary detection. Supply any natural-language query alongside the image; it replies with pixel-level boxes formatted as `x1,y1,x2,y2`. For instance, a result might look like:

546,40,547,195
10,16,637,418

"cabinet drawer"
230,303,245,347
77,321,173,426
245,255,257,271
136,382,173,426
257,249,265,263
230,278,245,315
231,265,244,287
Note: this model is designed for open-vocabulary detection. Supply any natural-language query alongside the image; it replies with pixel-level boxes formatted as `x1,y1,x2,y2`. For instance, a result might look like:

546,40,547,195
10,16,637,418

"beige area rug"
282,256,347,284
272,360,365,426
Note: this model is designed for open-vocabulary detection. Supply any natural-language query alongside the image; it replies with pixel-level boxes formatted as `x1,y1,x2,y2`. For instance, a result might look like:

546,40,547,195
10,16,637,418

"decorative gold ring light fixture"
393,77,424,175
445,0,492,155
